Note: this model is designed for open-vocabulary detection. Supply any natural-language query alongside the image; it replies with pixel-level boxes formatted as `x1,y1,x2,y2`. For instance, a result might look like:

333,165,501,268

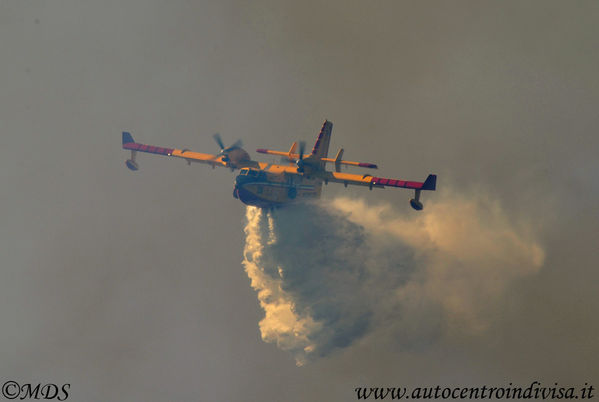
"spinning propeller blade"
211,134,243,161
229,139,243,150
213,133,225,151
296,141,306,172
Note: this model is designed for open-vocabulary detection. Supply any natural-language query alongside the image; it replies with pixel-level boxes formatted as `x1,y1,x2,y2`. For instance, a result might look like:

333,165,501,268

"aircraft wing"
122,132,230,169
323,171,437,191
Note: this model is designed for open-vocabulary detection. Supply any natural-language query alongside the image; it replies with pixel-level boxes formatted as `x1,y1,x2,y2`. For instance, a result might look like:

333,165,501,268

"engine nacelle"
126,159,139,171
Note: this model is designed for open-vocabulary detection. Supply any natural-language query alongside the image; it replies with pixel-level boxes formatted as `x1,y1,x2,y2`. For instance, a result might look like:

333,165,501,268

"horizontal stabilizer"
256,148,378,169
321,150,377,169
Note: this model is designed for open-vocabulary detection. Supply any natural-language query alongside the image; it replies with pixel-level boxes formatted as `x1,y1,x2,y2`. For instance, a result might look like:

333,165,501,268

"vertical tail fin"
311,120,333,160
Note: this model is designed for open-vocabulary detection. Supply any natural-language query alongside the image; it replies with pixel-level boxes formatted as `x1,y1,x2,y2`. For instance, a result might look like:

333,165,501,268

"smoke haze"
243,190,544,365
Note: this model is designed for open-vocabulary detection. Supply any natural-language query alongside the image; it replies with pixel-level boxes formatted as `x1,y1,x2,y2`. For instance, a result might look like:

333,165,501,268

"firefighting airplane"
121,120,437,210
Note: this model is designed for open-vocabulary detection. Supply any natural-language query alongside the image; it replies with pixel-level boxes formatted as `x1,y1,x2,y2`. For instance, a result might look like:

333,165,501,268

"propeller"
212,133,243,162
296,141,306,172
213,133,225,150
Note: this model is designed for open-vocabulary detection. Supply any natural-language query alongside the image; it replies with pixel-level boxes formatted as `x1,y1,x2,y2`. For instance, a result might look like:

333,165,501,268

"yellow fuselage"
233,167,322,208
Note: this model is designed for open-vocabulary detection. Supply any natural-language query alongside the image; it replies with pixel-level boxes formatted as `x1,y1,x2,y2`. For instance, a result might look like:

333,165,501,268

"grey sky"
1,1,597,401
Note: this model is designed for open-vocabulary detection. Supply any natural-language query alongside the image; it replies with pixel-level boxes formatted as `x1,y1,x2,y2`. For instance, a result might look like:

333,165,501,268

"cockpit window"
238,168,265,181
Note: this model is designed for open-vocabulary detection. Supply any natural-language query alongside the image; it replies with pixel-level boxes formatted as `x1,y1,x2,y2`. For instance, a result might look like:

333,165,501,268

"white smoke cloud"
242,191,544,365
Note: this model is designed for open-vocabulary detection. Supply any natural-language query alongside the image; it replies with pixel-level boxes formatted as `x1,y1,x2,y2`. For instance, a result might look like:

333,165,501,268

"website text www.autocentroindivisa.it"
355,381,594,400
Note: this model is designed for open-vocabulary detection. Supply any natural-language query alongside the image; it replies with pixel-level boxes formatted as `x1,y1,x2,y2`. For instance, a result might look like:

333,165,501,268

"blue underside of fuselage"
233,186,283,209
